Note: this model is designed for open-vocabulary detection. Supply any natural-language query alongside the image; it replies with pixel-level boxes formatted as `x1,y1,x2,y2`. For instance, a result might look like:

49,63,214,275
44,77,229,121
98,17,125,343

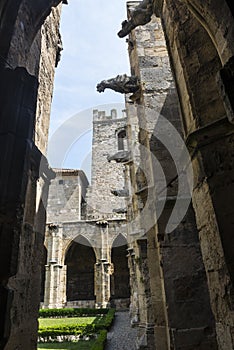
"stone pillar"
127,247,139,326
0,67,40,349
95,221,111,308
0,2,62,347
43,225,66,308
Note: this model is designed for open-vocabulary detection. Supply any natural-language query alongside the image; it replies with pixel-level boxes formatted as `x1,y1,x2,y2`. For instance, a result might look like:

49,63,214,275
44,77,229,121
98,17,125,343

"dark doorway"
65,236,96,301
111,235,130,299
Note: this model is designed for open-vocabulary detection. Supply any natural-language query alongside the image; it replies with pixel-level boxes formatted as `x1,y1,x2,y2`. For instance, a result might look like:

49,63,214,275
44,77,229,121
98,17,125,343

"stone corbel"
96,220,109,227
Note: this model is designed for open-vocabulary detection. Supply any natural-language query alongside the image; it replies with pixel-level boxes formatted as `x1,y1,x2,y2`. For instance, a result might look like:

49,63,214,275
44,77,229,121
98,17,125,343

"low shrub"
93,309,115,330
90,330,107,350
38,309,115,338
39,308,109,318
38,324,96,337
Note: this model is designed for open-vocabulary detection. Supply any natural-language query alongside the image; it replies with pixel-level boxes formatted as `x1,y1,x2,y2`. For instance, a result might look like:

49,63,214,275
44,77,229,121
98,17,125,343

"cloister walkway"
105,311,137,350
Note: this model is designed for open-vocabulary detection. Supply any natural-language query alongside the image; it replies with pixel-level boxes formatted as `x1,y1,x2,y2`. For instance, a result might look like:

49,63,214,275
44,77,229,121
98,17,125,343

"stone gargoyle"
118,0,153,38
96,74,140,94
111,189,129,197
107,150,132,163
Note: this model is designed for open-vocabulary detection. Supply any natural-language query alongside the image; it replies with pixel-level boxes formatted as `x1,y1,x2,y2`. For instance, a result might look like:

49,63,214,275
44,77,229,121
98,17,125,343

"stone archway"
111,234,130,308
65,235,96,305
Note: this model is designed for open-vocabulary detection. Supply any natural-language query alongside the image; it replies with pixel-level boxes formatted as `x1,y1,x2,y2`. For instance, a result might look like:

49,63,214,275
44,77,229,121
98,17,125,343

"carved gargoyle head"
96,82,106,93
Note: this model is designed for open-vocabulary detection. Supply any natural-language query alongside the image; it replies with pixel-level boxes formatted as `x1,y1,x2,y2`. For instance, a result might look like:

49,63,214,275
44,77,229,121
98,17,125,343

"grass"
39,317,97,328
37,309,114,349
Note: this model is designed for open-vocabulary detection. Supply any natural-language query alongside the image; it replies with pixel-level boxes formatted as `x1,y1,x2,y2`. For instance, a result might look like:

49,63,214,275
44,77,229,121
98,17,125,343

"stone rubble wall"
86,110,128,220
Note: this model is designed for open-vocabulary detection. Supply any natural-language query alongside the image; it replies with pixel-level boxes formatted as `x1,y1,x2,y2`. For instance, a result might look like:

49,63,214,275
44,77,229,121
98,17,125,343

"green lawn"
37,309,113,350
39,317,96,328
38,340,96,349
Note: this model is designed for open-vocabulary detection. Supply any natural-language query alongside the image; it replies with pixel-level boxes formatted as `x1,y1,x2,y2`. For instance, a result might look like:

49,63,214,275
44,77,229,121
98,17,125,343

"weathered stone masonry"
43,110,131,311
122,8,217,349
0,1,64,349
0,1,234,349
114,1,234,349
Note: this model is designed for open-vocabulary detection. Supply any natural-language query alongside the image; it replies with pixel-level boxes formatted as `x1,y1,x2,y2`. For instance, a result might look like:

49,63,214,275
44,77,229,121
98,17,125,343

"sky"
48,0,130,180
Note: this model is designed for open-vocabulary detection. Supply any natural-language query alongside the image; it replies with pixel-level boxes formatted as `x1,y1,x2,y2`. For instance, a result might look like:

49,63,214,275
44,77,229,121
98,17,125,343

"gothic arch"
160,2,234,343
162,1,226,133
0,0,63,63
62,234,97,265
111,234,130,301
0,0,21,60
180,0,234,64
162,1,234,279
110,232,128,248
65,235,96,302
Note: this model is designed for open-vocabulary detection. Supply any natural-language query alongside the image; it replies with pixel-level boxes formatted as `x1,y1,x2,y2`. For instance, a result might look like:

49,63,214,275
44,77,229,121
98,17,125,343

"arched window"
117,129,126,150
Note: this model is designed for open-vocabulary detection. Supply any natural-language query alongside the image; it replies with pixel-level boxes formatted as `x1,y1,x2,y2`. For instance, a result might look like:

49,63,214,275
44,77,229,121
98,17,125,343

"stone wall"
47,169,89,223
86,109,128,220
0,2,63,348
124,6,217,349
157,1,234,348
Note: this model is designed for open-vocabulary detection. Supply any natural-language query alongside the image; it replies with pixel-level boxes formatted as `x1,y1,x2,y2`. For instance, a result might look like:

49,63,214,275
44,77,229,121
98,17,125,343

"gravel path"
105,311,137,350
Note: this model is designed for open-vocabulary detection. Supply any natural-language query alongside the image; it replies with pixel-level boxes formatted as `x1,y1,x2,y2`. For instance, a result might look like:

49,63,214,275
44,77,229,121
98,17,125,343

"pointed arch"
65,235,96,301
111,234,130,301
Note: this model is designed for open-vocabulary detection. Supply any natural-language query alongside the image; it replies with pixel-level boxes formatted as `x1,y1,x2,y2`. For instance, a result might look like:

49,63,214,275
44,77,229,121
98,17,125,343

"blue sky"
48,0,130,179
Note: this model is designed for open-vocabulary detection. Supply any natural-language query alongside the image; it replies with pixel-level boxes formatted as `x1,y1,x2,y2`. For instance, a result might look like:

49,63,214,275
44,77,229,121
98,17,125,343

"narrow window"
117,130,126,150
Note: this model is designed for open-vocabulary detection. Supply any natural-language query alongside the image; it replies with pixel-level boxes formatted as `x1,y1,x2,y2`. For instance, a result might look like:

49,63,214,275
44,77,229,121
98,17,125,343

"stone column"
95,221,111,308
43,225,66,308
127,247,140,326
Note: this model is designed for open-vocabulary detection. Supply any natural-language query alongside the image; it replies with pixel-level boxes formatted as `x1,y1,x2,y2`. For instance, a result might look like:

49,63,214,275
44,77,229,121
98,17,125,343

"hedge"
90,330,107,350
38,324,96,337
38,309,115,338
39,308,109,318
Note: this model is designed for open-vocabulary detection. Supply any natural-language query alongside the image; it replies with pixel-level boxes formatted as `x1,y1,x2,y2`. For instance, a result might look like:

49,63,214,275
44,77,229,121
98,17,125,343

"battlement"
93,108,127,121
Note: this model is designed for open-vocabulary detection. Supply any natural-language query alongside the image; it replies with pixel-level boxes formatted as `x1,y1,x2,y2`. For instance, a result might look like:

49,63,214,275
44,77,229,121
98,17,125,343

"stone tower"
42,108,131,310
86,109,128,220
